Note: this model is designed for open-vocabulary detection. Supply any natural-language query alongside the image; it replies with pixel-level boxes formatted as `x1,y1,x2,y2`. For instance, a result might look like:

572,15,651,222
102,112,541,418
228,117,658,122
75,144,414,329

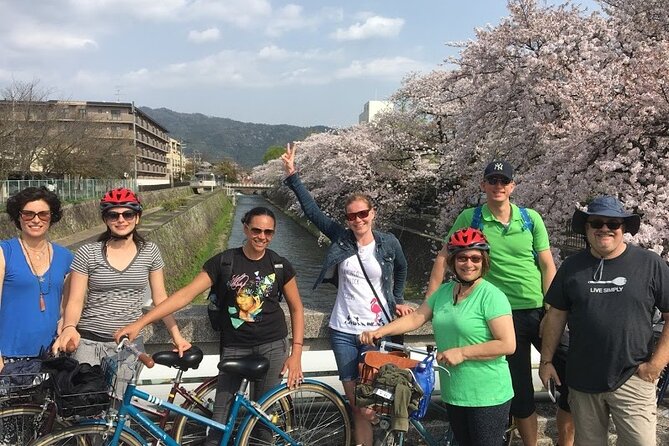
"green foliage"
214,159,240,182
263,145,285,163
140,106,329,168
173,196,235,299
161,197,188,212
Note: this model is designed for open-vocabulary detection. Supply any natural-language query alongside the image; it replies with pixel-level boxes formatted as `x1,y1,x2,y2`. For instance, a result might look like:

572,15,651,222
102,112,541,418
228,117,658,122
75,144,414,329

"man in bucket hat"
540,195,669,446
428,160,574,446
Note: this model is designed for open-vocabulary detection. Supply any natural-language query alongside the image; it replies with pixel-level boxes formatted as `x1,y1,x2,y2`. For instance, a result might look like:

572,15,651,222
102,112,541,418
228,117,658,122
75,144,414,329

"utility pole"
131,101,138,190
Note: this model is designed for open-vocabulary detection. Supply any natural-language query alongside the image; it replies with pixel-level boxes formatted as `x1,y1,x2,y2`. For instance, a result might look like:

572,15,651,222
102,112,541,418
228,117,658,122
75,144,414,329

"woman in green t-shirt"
360,228,516,446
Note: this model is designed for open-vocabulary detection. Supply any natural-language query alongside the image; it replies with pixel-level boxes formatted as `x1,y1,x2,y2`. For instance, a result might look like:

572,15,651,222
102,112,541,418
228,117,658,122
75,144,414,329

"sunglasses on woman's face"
587,219,623,230
19,210,52,222
105,210,138,222
246,225,275,237
345,209,371,221
455,254,483,264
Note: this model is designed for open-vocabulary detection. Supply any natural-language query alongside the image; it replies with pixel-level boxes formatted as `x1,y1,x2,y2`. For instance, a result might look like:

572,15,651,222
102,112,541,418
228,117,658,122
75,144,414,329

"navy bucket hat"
571,195,641,236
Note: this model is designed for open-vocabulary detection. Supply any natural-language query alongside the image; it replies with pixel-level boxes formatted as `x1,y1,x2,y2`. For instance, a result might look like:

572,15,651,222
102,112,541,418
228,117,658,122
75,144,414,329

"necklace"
19,238,52,312
24,243,48,259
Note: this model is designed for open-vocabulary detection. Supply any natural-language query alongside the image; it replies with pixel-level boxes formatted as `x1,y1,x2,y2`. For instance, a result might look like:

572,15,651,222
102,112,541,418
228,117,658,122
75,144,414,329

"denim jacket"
284,173,407,313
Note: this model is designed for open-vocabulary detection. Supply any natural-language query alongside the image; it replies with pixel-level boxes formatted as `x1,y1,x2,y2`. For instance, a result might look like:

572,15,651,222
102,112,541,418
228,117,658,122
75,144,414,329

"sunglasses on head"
455,254,483,264
587,219,623,230
105,210,138,221
485,176,512,186
246,225,275,237
19,210,52,222
345,209,371,221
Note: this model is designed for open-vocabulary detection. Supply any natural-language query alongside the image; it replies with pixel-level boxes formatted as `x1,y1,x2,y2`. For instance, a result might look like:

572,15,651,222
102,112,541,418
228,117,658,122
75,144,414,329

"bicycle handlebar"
117,336,155,368
379,340,432,356
379,341,450,375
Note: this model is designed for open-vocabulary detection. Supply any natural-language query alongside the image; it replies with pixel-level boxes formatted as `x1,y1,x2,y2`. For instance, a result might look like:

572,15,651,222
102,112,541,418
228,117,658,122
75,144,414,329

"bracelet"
540,359,552,365
292,342,303,346
62,324,77,331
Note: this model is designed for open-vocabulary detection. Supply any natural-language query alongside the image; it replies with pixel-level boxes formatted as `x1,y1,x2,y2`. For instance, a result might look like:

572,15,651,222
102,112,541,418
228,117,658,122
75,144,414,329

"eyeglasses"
455,254,483,264
587,220,623,230
19,210,52,222
105,210,138,222
485,176,512,186
247,225,275,237
345,209,371,221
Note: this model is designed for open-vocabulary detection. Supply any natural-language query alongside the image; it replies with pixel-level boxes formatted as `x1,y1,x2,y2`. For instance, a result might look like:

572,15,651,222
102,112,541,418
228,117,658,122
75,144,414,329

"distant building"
0,99,171,185
167,137,186,183
359,100,393,124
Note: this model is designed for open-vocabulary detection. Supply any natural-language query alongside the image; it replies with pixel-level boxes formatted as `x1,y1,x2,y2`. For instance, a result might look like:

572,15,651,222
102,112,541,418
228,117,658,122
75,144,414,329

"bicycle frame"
98,379,320,446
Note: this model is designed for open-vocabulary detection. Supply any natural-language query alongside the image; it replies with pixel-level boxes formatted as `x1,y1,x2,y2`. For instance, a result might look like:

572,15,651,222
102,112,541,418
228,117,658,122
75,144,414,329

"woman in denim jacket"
282,143,412,446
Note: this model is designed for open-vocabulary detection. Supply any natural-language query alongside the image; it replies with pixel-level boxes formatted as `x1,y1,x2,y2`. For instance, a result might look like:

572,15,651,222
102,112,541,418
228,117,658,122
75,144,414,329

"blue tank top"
0,238,74,357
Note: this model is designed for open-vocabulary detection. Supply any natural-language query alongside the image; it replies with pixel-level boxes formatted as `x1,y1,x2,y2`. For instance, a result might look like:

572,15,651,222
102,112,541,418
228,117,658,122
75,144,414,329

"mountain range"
141,107,329,168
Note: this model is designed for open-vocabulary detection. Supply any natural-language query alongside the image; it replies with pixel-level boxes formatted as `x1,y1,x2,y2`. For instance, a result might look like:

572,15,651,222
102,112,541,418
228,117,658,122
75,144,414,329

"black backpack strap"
207,249,235,332
266,249,286,301
208,249,235,306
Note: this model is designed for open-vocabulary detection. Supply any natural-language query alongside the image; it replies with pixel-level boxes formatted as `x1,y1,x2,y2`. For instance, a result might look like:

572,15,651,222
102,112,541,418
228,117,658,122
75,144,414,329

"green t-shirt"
428,280,514,407
447,204,550,309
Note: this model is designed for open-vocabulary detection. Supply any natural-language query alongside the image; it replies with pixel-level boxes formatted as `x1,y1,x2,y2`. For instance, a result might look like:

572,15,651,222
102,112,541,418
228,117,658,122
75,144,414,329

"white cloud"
10,27,97,51
331,16,404,41
258,45,291,60
68,0,271,26
335,56,427,80
188,27,220,43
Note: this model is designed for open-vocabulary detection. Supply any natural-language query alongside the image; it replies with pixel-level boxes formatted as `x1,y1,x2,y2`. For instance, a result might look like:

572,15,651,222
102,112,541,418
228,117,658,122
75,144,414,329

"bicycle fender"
73,419,149,445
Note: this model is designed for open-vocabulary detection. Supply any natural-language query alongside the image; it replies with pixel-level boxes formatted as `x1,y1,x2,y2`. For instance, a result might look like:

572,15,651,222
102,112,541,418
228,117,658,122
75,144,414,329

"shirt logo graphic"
588,276,626,293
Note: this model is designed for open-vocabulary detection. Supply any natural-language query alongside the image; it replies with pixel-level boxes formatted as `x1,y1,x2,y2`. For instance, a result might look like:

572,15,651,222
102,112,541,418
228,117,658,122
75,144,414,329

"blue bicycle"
29,338,352,446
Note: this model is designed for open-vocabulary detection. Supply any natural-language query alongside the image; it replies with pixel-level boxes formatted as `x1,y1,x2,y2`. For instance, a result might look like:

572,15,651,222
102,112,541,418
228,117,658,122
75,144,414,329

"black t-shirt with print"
203,247,296,347
546,244,669,393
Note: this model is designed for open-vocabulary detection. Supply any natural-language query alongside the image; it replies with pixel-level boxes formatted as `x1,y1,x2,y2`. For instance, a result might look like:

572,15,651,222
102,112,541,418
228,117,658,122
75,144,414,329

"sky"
0,0,600,128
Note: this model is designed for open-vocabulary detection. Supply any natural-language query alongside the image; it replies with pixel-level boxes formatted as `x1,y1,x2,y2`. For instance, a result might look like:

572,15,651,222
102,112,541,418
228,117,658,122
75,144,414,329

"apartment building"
359,100,393,124
0,99,171,185
167,137,186,183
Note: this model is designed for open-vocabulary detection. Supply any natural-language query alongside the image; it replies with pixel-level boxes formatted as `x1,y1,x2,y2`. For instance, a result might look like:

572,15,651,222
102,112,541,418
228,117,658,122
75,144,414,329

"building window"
111,109,121,121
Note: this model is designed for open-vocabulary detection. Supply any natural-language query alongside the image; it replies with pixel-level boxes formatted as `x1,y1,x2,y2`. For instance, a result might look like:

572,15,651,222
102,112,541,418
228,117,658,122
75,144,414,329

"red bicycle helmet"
100,187,142,214
447,228,490,254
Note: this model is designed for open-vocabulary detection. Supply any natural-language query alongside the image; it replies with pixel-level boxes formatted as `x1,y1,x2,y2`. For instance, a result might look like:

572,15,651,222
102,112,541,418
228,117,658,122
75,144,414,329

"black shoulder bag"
355,252,404,345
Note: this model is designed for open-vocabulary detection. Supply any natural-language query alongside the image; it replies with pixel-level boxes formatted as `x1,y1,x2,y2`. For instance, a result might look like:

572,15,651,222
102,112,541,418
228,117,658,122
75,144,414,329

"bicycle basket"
356,351,420,416
0,359,47,404
45,357,111,418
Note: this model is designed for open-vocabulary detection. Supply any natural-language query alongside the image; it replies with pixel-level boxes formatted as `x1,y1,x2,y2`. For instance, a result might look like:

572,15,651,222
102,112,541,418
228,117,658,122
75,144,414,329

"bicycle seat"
218,354,270,381
152,346,204,371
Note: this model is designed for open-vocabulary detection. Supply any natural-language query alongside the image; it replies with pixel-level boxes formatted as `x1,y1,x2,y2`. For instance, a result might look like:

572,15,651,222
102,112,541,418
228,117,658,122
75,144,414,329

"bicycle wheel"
237,382,351,446
374,429,404,446
172,378,217,445
0,405,68,446
30,424,143,446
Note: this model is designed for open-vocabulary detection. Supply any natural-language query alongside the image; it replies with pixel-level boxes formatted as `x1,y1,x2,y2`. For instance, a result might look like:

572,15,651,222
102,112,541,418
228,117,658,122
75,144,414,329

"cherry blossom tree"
254,0,669,259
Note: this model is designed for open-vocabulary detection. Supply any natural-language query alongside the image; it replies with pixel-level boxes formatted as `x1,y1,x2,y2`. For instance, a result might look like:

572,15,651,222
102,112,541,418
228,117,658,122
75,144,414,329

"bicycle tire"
374,429,404,446
236,382,352,446
0,405,69,445
172,378,218,445
29,424,143,446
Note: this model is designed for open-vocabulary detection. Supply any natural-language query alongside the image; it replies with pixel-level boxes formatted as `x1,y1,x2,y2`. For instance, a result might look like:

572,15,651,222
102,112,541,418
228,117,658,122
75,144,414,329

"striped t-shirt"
71,241,164,338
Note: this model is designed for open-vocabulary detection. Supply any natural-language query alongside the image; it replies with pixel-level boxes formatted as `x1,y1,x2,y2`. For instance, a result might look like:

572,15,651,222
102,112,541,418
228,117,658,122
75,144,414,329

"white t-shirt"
330,240,390,334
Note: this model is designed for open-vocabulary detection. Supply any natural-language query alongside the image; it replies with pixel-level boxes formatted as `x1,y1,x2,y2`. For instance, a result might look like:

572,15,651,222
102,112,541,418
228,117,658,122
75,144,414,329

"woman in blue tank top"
0,187,73,372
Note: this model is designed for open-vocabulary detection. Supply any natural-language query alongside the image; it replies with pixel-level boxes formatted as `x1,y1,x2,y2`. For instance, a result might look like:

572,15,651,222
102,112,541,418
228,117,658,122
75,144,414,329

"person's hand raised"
280,142,297,176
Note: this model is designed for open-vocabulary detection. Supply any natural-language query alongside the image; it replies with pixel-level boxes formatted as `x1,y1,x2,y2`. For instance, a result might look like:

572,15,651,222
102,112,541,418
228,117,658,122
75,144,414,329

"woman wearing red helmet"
360,228,516,446
53,188,191,371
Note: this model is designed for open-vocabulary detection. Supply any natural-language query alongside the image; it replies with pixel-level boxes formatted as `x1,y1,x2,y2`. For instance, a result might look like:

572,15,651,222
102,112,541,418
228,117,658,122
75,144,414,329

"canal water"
227,194,338,308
